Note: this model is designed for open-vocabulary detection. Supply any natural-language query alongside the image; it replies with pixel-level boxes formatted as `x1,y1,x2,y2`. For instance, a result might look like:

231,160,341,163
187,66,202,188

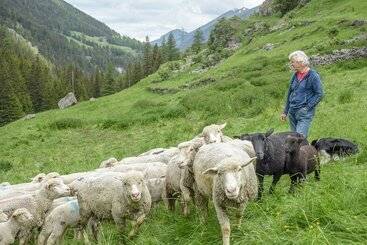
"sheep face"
285,136,304,154
31,173,46,183
203,157,256,200
247,129,273,160
201,123,226,143
0,210,7,222
122,175,145,202
12,208,34,226
44,178,71,199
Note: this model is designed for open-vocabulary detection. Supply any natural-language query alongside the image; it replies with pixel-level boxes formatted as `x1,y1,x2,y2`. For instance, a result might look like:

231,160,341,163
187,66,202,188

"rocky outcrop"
57,92,77,109
310,47,367,66
259,0,274,16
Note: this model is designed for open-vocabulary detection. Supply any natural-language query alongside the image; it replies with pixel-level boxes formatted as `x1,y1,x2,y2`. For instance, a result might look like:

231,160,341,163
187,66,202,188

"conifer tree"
152,44,162,72
166,33,180,61
143,36,153,76
0,61,24,125
191,29,204,54
102,64,116,95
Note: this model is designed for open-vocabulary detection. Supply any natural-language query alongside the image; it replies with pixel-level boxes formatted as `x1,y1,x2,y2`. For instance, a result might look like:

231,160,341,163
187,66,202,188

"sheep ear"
178,161,187,169
219,123,227,130
241,157,257,168
311,139,318,146
202,167,218,175
265,128,274,137
46,183,54,190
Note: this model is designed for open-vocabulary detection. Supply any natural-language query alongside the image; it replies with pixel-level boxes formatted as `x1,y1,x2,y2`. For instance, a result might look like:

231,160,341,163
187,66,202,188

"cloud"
64,0,265,41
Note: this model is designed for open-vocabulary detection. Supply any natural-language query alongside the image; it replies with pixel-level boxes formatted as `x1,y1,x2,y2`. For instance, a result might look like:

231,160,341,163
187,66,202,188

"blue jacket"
284,69,324,114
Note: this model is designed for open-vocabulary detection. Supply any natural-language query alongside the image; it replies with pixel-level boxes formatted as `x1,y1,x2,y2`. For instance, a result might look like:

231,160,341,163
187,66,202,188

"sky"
64,0,265,41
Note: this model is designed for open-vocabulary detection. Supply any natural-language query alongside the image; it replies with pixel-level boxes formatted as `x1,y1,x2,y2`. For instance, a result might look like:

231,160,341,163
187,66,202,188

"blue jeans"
288,107,315,138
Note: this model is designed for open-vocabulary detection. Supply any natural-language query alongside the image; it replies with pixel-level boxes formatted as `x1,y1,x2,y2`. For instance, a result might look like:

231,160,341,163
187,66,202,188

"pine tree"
93,69,102,98
166,33,180,61
0,61,24,125
143,36,153,76
102,64,116,95
27,57,48,112
152,44,162,72
191,29,204,54
160,37,168,62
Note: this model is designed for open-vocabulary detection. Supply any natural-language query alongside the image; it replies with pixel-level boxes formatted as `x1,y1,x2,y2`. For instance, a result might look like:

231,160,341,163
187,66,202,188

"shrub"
338,90,353,104
49,118,83,130
0,160,13,173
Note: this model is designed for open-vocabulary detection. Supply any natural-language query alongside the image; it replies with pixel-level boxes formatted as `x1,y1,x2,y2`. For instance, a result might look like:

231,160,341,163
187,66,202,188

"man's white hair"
289,50,310,66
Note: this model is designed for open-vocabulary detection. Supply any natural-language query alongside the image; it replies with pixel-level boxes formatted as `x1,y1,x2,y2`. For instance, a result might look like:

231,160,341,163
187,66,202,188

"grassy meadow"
0,0,366,244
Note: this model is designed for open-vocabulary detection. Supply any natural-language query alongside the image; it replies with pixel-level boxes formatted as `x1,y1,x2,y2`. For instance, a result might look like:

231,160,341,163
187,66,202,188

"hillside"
0,0,366,244
152,7,258,50
0,0,143,72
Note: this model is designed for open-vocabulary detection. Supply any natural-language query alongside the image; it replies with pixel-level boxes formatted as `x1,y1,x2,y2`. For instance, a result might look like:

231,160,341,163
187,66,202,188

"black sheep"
285,136,320,193
311,138,358,164
244,129,308,199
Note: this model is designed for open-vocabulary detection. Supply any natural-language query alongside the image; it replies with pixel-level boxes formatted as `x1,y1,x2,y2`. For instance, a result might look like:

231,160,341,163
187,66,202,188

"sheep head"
200,123,227,144
203,157,256,200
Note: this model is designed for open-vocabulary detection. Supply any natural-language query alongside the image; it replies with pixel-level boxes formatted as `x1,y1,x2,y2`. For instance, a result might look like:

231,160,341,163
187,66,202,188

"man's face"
290,59,305,71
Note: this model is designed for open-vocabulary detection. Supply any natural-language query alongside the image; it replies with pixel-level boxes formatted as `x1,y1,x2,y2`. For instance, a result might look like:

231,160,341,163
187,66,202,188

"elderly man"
280,51,324,138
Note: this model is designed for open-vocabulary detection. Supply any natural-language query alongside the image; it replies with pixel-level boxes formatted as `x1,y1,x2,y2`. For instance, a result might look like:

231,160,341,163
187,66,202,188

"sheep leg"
194,187,208,222
269,174,281,194
256,174,264,200
180,185,192,216
128,214,146,239
89,218,100,242
47,227,66,245
38,227,50,245
77,212,92,245
289,174,298,193
214,201,231,245
314,160,321,181
235,204,245,229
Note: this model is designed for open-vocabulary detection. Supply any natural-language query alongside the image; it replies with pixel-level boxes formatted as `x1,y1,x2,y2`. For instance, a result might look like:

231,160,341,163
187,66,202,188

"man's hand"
280,113,287,122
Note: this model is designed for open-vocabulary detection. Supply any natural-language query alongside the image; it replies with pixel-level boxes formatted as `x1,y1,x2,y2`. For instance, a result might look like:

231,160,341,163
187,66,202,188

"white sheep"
0,172,61,200
119,147,179,165
31,172,60,183
70,171,151,241
146,177,166,204
98,157,118,168
38,199,99,245
0,173,62,201
0,178,71,244
0,209,8,222
0,208,34,245
138,147,168,156
193,143,258,245
61,162,167,185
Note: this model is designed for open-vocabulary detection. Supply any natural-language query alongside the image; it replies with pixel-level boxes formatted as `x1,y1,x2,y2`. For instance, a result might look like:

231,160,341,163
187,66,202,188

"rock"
179,77,216,90
227,38,241,50
147,87,179,95
58,92,77,109
259,0,274,16
23,114,36,120
263,43,274,51
351,20,366,27
310,47,367,66
89,97,97,101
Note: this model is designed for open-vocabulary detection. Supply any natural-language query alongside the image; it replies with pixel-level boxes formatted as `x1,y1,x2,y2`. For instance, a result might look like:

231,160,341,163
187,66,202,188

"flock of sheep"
0,123,325,245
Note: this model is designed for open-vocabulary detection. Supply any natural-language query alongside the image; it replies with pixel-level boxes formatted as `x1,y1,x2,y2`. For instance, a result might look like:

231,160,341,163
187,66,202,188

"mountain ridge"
151,6,259,50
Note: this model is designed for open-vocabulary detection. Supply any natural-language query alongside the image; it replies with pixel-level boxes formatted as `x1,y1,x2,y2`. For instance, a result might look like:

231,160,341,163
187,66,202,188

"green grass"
1,0,367,244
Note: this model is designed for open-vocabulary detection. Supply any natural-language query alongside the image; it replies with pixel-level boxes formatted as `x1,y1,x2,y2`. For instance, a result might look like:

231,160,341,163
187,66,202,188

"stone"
58,92,77,109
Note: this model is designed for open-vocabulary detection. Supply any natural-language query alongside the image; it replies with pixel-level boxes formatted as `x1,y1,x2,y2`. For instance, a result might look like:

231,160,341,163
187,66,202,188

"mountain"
152,6,259,50
0,0,143,72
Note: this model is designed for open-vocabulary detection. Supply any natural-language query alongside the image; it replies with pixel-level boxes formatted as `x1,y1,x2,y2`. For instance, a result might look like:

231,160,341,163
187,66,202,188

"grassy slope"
0,0,366,244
